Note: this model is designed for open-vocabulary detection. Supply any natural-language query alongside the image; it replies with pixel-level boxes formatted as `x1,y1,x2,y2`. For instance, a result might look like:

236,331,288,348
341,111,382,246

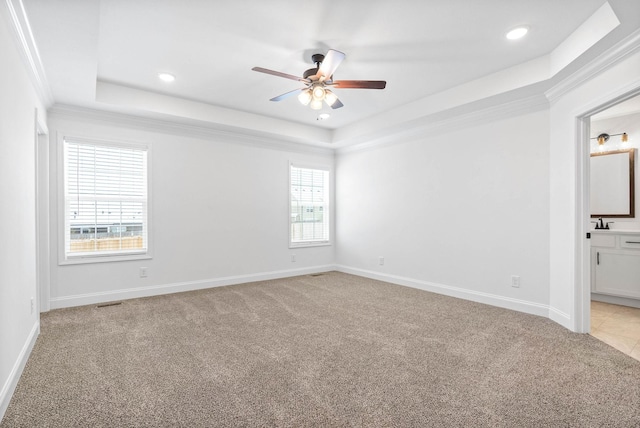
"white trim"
336,93,549,155
48,105,335,156
571,85,640,335
335,265,551,318
0,321,39,421
575,115,591,334
49,265,337,309
289,242,332,249
289,162,332,248
592,293,640,309
48,95,551,157
571,80,640,120
35,109,50,312
48,264,577,328
57,133,153,265
548,306,572,330
59,253,152,266
63,135,149,151
34,109,40,315
1,0,54,106
289,161,331,171
36,108,48,135
545,28,640,104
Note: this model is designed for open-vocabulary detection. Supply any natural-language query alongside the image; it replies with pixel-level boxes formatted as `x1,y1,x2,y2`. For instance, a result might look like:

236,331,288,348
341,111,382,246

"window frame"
57,133,152,265
289,162,331,248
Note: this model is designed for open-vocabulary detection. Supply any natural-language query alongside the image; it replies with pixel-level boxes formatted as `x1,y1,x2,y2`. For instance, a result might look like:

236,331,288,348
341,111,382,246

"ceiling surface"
20,0,640,146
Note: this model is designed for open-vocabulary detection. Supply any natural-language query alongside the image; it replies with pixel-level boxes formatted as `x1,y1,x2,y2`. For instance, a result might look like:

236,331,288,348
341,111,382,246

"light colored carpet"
2,271,640,427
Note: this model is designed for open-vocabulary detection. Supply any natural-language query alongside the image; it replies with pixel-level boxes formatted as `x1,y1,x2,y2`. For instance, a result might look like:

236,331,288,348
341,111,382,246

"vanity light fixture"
597,133,609,146
591,132,629,152
591,132,628,149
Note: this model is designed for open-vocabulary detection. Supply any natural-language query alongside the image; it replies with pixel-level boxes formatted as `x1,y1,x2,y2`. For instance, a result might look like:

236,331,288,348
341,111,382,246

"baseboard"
49,265,337,309
548,306,572,330
591,293,640,309
49,264,574,331
336,265,551,318
0,320,39,422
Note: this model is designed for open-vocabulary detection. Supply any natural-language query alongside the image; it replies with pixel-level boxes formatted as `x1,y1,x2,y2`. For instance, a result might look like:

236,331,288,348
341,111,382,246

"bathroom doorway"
586,93,640,361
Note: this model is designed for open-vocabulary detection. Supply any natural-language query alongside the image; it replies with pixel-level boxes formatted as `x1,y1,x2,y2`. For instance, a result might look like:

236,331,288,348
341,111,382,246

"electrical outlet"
291,254,296,263
511,275,520,288
30,297,34,314
379,256,384,266
140,267,148,278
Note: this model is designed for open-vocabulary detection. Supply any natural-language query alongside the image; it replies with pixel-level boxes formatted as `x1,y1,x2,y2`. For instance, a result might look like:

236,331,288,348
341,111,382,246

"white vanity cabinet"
591,231,640,299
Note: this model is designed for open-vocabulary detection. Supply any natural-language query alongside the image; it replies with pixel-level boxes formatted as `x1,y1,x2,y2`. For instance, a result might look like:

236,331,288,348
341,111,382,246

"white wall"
47,111,335,308
0,11,636,426
336,108,551,315
549,47,640,331
0,8,45,419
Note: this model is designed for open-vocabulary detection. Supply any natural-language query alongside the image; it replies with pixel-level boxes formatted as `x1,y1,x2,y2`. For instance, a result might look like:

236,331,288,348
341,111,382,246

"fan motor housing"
303,68,319,79
303,53,326,79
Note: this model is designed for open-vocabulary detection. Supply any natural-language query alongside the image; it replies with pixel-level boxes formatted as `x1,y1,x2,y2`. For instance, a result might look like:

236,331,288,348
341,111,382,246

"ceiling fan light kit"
310,99,323,110
312,85,325,100
324,90,338,107
252,49,386,111
297,90,312,106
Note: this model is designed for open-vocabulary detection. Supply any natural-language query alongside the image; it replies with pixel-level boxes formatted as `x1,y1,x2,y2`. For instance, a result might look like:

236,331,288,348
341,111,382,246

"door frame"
35,109,50,313
576,86,640,333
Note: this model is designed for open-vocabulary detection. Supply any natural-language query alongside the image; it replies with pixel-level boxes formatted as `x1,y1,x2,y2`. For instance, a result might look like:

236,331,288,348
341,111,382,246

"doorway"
583,93,640,360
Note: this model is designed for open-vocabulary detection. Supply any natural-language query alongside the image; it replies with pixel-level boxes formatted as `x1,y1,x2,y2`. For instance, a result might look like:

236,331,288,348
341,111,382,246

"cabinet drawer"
591,234,616,248
620,236,640,249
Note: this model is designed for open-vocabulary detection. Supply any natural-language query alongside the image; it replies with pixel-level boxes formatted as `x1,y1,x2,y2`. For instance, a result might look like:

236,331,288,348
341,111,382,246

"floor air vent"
309,273,324,277
97,302,123,308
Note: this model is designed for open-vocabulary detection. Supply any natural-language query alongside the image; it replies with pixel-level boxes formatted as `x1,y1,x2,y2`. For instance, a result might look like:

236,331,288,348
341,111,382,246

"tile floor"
590,300,640,361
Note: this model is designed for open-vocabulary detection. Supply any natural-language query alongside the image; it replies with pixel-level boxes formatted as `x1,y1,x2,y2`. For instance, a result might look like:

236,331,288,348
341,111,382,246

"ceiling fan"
252,49,386,110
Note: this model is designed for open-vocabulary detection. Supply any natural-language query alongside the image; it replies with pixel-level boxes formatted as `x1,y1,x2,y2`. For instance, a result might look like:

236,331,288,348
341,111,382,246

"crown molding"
48,105,335,157
336,92,549,155
571,77,640,120
2,0,54,107
50,88,550,158
545,28,640,104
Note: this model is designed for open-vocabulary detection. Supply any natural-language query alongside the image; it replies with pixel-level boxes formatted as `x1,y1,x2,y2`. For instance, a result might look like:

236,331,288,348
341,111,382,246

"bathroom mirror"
590,148,635,218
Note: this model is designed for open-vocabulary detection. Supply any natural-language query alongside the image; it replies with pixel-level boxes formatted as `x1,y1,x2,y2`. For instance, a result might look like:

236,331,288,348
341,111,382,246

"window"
289,164,330,247
62,138,149,262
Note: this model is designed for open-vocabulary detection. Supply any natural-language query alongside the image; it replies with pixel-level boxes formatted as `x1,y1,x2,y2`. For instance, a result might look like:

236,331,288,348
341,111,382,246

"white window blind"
290,164,330,246
63,139,148,258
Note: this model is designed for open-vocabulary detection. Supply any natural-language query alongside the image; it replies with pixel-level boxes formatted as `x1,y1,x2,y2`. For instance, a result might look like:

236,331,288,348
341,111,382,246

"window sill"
289,242,332,249
59,253,152,266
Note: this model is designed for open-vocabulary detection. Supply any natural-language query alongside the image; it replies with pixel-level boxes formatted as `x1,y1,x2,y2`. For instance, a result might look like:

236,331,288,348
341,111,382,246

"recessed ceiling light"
506,26,529,40
158,72,175,83
317,113,330,121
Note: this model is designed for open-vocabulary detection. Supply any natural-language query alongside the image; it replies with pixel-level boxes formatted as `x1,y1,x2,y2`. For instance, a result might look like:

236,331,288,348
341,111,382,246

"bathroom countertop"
591,229,640,234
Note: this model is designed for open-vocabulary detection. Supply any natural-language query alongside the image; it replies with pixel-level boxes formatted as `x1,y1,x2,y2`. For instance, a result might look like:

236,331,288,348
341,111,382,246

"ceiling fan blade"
316,49,345,80
270,88,306,102
252,67,307,82
332,80,386,89
330,98,344,109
